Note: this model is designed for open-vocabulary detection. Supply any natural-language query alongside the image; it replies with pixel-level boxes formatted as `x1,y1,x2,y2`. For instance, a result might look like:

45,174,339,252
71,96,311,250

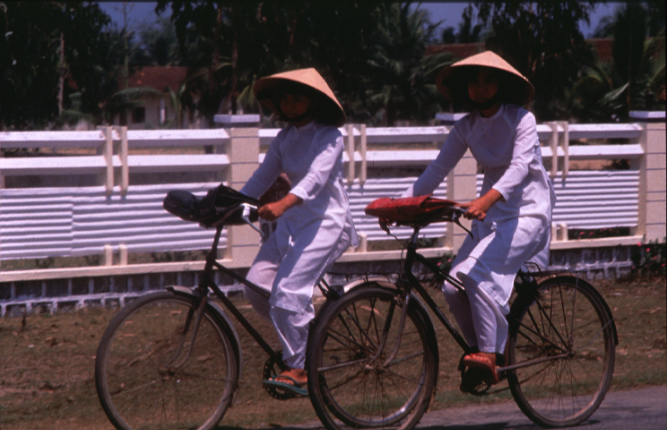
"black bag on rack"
163,184,260,225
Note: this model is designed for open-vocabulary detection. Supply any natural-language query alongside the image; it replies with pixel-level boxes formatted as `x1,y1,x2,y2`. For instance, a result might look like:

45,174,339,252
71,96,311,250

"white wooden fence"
0,116,665,285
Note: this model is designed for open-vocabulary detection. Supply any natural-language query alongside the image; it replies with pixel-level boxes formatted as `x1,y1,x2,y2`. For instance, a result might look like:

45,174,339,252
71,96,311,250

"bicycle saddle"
164,184,260,226
365,195,461,225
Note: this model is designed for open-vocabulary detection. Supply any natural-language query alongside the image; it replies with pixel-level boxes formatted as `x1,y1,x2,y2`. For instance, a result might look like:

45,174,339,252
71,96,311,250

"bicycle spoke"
324,326,376,356
516,317,569,354
308,286,437,430
96,293,237,430
507,277,614,428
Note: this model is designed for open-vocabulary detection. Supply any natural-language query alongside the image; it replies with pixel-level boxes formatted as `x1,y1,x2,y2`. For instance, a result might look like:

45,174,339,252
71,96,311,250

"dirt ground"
0,276,665,430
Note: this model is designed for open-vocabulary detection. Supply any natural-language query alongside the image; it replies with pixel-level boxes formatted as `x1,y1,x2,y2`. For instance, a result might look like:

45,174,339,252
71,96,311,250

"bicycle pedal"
459,367,491,396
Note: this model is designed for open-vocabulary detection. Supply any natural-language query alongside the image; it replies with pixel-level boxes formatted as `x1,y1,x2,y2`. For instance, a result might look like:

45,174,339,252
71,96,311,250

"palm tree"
363,3,454,125
569,3,665,122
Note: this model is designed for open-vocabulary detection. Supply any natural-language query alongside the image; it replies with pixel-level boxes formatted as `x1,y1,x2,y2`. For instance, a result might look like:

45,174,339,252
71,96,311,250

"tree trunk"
210,5,222,97
230,1,238,114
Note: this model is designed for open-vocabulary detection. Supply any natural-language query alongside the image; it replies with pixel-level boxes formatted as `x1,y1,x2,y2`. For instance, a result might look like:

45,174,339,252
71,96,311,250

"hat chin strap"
285,111,313,124
470,95,500,111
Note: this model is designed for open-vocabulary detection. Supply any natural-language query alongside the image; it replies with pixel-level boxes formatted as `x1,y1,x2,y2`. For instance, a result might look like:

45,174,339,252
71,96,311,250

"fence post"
359,124,367,186
222,116,261,266
633,112,666,242
442,149,477,252
346,124,355,185
96,126,114,197
0,143,3,268
548,122,559,179
559,121,569,179
113,126,129,196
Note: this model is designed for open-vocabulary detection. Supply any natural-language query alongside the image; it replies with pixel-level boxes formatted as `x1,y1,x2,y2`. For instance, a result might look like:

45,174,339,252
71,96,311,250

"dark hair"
257,81,340,125
443,66,524,110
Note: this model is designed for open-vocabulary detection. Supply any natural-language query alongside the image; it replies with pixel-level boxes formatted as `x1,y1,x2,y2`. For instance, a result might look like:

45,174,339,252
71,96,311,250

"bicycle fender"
343,277,395,294
314,278,395,318
166,286,244,389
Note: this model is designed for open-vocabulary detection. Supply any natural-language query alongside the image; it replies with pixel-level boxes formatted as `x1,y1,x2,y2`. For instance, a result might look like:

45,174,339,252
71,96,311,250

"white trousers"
245,230,350,369
443,274,509,354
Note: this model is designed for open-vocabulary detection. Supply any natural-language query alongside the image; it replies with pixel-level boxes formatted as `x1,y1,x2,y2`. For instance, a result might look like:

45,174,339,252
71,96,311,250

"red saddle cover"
365,195,460,224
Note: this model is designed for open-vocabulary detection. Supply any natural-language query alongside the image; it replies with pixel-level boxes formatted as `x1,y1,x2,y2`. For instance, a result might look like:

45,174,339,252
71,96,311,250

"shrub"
631,238,667,278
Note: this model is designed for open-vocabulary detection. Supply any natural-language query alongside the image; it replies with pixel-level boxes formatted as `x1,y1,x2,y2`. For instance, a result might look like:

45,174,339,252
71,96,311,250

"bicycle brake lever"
240,204,267,240
452,208,474,238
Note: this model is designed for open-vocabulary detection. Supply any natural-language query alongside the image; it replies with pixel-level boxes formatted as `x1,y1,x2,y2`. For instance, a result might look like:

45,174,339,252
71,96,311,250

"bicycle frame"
399,226,475,355
169,222,289,371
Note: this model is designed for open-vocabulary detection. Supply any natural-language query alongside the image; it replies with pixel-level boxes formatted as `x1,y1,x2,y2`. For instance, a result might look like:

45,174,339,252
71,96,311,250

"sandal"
262,374,308,397
462,352,499,385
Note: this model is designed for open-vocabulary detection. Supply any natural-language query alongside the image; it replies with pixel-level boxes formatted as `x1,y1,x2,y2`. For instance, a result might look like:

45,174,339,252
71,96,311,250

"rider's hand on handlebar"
459,200,488,221
258,193,303,221
460,189,504,221
258,202,285,221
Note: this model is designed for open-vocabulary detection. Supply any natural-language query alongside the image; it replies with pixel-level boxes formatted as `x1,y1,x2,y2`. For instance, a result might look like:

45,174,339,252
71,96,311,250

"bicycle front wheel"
507,276,616,428
95,291,238,430
307,285,438,430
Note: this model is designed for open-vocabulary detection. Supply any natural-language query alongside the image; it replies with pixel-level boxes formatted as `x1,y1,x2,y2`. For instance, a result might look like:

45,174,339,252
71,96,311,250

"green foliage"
440,6,486,44
569,3,665,122
360,3,454,125
0,2,124,129
0,2,67,128
1,1,662,128
155,1,454,125
135,16,183,66
568,227,631,240
471,1,597,121
632,239,667,278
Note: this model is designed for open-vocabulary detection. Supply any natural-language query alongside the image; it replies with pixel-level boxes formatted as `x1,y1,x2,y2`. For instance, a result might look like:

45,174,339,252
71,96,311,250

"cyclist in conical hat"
240,68,357,395
401,51,556,389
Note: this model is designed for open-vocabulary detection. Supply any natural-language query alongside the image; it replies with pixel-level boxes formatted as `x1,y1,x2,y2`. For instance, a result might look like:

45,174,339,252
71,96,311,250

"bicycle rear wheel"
95,291,238,430
507,276,616,428
307,284,438,430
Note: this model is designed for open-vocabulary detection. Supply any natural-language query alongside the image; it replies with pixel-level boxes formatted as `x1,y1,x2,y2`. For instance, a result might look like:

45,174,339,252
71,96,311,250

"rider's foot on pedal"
462,351,499,385
275,367,307,387
263,367,308,397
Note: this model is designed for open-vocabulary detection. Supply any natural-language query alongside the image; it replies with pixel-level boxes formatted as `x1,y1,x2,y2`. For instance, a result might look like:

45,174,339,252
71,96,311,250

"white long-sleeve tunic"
241,121,358,312
405,104,556,309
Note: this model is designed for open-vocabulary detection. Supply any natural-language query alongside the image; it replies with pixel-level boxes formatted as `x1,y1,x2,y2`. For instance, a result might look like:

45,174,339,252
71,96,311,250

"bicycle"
95,186,343,430
305,196,617,430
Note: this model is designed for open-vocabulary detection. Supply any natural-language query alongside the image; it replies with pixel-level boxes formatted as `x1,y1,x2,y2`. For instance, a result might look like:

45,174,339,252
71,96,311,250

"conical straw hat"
253,68,346,127
436,51,535,106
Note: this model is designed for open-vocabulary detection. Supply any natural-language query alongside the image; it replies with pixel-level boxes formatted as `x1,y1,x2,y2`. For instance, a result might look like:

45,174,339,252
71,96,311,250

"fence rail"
1,118,664,285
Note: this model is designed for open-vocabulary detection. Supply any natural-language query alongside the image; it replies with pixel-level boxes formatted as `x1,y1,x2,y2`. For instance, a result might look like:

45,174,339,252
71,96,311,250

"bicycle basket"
163,184,260,226
365,195,461,224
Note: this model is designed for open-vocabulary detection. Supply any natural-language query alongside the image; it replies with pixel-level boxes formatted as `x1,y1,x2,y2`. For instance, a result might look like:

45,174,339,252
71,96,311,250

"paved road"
415,386,666,430
286,386,665,430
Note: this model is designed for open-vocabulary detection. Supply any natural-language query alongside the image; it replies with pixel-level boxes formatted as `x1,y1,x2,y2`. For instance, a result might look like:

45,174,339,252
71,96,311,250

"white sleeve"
239,138,282,199
290,132,344,202
402,126,468,197
491,112,537,200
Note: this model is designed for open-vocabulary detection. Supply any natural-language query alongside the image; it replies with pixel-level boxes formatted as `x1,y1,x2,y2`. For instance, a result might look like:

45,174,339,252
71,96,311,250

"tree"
471,1,598,121
361,3,453,125
154,1,461,126
0,2,138,129
136,16,183,66
457,6,485,44
570,3,665,122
